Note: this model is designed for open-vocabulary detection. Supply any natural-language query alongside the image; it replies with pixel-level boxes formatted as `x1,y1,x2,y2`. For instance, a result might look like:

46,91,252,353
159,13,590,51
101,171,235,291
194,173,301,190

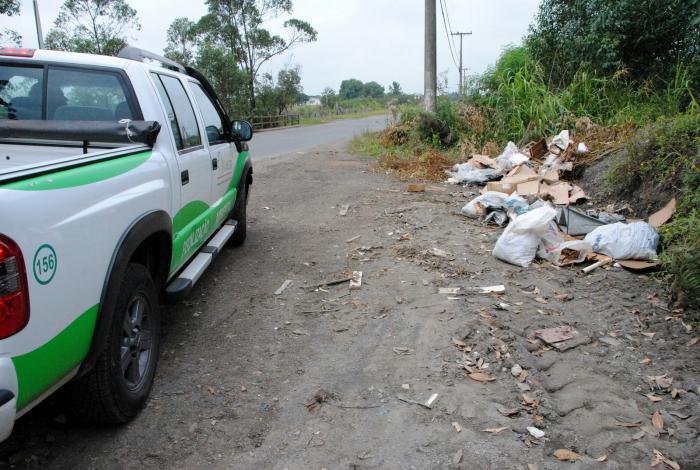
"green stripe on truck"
12,304,98,410
1,151,152,191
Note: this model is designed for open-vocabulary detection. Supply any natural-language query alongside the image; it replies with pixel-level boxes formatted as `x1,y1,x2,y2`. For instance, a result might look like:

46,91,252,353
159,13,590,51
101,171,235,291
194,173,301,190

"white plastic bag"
461,191,509,218
447,163,501,185
503,194,529,219
495,142,530,172
537,222,592,266
584,221,659,260
493,206,558,267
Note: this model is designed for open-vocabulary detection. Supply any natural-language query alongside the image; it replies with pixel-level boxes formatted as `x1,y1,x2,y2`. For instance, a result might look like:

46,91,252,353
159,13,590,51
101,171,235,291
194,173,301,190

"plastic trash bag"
447,163,502,185
503,194,530,219
495,142,530,172
461,191,509,218
493,206,558,267
584,221,659,260
484,210,508,226
537,222,592,266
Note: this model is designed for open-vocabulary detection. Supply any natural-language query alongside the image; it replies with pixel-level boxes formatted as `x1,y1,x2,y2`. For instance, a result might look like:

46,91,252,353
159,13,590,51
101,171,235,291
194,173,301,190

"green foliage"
194,44,250,117
320,87,338,109
256,66,304,115
339,79,364,100
605,111,700,307
164,17,197,66
526,0,700,88
0,0,20,46
193,0,316,112
479,45,533,93
45,0,140,56
388,81,403,96
362,81,385,98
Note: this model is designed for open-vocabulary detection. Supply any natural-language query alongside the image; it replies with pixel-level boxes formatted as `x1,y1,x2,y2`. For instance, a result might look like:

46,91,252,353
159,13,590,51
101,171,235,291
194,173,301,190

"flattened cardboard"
485,181,516,194
471,154,499,169
516,179,540,196
502,174,539,185
617,259,660,270
569,186,587,204
648,198,677,228
541,169,559,184
528,139,547,160
543,183,570,205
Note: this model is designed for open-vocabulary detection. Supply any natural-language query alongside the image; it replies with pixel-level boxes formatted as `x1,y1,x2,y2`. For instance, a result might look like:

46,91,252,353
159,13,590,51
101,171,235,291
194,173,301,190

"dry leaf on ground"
640,358,653,365
651,449,680,470
671,389,680,399
646,394,663,402
596,455,608,462
688,337,699,346
652,411,664,431
468,372,496,382
553,449,580,461
452,422,462,433
642,332,657,338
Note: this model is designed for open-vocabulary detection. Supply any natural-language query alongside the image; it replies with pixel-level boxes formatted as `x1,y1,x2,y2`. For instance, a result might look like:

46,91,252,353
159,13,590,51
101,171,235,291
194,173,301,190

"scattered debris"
552,449,580,462
429,247,452,258
424,393,439,409
346,235,361,243
338,204,350,216
451,421,462,433
533,325,573,344
305,389,338,412
274,279,293,295
349,271,363,289
392,347,413,355
651,449,680,470
652,411,664,431
406,183,425,192
481,427,509,434
439,287,461,295
527,426,545,439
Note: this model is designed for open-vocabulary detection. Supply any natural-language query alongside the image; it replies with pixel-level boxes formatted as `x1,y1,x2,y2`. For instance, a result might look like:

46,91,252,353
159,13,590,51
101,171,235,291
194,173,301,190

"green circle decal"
33,244,57,285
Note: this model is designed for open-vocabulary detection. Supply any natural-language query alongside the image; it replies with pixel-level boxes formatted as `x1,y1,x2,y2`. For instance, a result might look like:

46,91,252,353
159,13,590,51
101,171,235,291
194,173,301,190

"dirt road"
2,143,699,469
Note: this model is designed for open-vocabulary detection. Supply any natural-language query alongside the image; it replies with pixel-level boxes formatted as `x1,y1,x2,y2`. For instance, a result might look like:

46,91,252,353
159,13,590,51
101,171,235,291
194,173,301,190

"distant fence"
249,114,300,130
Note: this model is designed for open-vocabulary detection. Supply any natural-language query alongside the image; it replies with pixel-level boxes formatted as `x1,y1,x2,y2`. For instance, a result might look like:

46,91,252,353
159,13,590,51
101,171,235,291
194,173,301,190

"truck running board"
165,219,238,302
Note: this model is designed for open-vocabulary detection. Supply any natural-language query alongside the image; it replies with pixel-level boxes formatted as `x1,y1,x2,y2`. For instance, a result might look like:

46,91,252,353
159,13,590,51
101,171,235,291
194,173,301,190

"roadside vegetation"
351,0,700,307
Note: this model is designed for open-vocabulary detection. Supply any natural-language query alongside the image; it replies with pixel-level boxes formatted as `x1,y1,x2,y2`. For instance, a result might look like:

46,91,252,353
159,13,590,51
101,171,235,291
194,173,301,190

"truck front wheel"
65,263,161,423
228,180,249,246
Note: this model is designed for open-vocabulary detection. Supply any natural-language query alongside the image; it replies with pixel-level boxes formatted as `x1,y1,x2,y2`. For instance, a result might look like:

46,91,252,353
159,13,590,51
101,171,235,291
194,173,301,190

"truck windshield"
0,64,136,121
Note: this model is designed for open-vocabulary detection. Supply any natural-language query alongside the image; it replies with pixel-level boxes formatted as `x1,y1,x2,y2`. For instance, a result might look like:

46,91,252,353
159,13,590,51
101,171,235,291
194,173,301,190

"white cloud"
9,0,540,95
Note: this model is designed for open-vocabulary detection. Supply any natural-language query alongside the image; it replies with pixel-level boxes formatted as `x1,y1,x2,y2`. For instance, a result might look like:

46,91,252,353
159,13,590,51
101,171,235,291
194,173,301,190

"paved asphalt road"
249,115,390,159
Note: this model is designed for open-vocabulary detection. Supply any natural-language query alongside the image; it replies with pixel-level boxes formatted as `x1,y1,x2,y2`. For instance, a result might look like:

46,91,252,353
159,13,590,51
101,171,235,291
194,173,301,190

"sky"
7,0,541,95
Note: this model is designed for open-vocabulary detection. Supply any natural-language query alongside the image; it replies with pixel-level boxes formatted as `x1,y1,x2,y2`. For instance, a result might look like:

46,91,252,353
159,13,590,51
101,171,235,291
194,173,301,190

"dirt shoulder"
1,145,698,469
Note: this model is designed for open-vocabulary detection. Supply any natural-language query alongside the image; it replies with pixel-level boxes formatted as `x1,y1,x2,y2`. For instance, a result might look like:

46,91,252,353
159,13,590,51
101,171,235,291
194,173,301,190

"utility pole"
424,0,436,112
451,31,472,96
33,0,44,49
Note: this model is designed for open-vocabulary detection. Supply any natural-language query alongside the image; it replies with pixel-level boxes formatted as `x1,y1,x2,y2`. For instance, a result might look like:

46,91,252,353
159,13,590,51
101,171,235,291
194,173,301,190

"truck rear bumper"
0,358,18,442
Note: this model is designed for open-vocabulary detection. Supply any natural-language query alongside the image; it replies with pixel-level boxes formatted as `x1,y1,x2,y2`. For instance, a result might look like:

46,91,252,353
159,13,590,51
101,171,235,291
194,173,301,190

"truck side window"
0,65,44,120
189,83,225,145
47,67,134,121
157,75,202,151
151,73,183,150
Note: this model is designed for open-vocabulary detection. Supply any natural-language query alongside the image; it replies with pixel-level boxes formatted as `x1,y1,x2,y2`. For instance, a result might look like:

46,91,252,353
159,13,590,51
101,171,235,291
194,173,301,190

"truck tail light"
0,48,35,58
0,235,29,339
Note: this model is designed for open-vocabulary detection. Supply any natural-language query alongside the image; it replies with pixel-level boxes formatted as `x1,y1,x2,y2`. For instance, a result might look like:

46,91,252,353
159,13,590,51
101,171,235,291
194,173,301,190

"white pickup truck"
0,46,254,440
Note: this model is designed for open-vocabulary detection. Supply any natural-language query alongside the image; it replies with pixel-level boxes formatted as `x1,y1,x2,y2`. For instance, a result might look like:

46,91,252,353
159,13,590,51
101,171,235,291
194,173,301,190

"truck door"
151,73,213,268
187,81,237,206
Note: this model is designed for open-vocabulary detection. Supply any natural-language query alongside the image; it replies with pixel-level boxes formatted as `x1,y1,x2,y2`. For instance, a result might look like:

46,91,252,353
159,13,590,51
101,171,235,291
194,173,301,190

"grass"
299,108,389,126
606,111,700,308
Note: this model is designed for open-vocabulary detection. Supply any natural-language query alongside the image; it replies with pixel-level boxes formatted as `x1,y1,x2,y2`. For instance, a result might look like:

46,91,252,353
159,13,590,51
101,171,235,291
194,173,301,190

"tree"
338,78,364,99
194,42,250,117
527,0,700,87
0,0,21,47
164,17,197,66
197,0,317,112
388,81,403,96
45,0,140,56
320,87,338,108
362,81,384,98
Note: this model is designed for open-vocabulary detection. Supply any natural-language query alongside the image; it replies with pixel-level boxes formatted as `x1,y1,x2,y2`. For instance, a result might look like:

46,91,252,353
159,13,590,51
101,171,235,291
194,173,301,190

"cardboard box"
485,181,516,194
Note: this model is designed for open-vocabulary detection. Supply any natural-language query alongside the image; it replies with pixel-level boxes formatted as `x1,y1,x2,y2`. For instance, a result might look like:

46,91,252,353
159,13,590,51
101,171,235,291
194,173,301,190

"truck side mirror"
231,120,253,142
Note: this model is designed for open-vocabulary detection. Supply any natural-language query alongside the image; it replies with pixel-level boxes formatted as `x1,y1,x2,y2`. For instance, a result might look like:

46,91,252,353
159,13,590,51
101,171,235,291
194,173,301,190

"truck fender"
76,210,172,378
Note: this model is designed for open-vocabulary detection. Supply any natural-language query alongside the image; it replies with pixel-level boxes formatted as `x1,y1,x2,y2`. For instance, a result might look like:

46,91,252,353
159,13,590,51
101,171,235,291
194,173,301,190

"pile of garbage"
450,131,676,270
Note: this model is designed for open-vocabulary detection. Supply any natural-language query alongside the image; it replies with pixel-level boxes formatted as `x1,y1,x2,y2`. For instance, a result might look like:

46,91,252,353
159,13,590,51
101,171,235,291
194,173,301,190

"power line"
438,0,459,69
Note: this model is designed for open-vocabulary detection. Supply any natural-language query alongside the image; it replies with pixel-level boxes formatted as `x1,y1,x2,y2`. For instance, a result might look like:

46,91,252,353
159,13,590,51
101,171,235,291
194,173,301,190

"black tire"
228,179,249,246
65,263,160,423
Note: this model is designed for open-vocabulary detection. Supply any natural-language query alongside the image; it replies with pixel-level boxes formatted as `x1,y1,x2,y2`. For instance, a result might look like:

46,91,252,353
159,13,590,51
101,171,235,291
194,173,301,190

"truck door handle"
212,158,218,170
181,170,189,185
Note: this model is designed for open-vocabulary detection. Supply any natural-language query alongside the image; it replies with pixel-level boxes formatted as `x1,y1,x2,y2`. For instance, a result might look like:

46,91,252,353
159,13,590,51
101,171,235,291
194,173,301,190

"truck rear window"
0,64,136,121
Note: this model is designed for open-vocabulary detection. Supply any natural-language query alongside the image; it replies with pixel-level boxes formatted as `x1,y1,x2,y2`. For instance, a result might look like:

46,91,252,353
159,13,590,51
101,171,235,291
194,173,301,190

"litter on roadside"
533,325,574,344
274,279,293,295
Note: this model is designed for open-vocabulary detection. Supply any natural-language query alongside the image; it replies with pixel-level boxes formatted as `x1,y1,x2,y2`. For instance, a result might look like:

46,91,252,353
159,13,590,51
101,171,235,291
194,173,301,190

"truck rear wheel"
65,263,160,423
228,180,249,246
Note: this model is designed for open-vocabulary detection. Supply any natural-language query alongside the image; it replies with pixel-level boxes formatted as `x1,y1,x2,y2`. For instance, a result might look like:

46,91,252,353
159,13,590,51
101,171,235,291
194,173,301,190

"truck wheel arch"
77,211,172,378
